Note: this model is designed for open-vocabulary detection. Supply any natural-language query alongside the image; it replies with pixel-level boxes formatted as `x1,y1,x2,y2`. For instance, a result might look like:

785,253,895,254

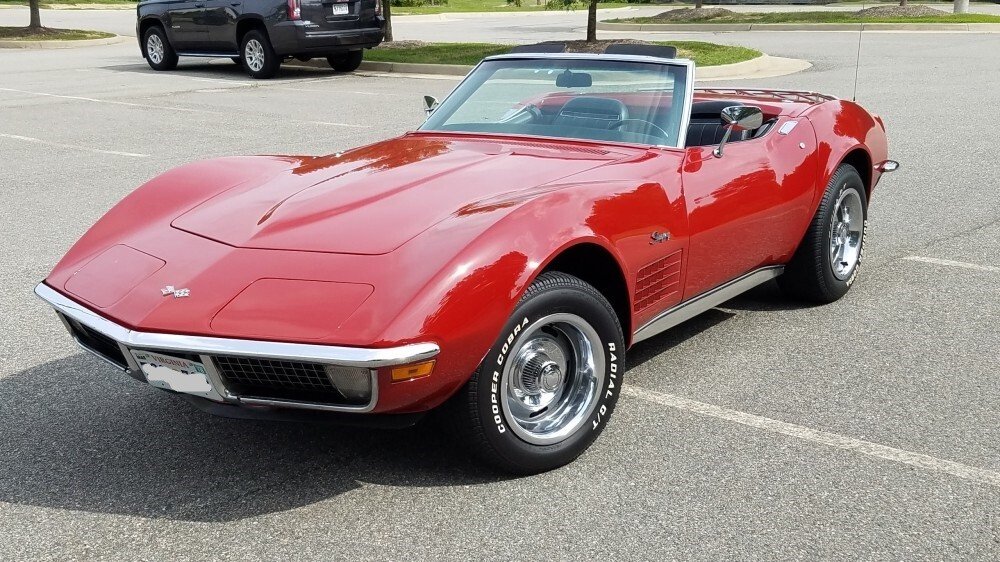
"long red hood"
171,134,633,255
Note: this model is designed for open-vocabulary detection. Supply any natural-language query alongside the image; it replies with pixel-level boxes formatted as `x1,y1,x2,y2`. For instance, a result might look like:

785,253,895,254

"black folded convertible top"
508,42,678,59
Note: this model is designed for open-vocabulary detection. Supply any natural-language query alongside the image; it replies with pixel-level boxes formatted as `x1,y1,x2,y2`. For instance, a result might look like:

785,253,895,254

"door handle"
194,2,205,6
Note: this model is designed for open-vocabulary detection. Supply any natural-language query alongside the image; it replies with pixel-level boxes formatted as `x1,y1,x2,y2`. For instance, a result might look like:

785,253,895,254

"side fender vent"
634,250,682,312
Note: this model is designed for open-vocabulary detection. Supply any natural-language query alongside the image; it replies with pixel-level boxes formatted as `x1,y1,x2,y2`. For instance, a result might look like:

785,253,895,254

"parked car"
136,0,385,78
36,45,896,474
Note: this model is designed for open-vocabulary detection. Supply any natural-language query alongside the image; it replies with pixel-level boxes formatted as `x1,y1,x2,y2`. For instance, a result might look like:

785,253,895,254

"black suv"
137,0,384,79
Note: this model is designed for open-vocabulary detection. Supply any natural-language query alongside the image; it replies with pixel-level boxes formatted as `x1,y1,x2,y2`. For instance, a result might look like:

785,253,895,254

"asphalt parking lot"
1,19,999,560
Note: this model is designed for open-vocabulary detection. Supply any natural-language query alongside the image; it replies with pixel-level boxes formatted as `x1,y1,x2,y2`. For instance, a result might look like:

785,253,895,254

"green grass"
669,40,760,66
391,0,628,15
0,26,114,39
366,40,760,67
367,42,512,65
611,11,1000,25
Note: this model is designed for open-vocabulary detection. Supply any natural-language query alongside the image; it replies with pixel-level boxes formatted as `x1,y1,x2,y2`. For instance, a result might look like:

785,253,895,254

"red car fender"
802,100,889,204
51,156,293,278
374,183,639,413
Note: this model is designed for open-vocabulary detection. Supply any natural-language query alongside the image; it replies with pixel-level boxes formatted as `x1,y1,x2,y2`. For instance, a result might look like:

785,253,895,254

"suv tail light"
288,0,301,20
375,0,382,16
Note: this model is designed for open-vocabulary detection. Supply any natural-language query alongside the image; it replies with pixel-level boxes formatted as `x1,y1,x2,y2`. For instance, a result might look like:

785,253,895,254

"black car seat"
686,100,754,147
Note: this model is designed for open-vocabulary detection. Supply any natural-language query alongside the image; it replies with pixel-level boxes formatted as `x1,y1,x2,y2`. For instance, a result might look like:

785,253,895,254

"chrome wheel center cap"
512,338,568,398
538,363,563,393
518,355,562,395
836,223,849,245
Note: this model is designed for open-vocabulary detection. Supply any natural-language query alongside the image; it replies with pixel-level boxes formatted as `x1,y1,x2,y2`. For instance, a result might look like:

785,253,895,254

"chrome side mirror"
423,95,439,116
713,105,764,158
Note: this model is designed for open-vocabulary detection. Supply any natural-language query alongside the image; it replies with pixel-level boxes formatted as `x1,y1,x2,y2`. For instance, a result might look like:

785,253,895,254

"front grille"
213,356,368,405
66,317,128,369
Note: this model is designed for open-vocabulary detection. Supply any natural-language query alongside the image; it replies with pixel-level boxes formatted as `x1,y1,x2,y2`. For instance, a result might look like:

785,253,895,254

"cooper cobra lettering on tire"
491,317,529,433
447,272,625,475
593,342,618,430
843,218,868,288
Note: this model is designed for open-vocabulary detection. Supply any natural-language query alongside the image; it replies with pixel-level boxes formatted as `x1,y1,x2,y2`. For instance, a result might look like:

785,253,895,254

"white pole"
954,0,969,14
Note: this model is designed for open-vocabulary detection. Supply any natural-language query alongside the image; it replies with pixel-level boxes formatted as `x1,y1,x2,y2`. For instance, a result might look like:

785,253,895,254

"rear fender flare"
803,100,888,205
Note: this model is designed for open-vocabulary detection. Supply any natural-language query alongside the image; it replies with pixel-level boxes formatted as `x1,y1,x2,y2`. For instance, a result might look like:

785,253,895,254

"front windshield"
419,56,690,148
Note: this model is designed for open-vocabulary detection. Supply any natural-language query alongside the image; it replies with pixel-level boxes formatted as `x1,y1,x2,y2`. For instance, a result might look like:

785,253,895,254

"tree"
29,0,42,31
899,0,908,6
954,0,968,13
587,0,597,42
383,0,393,41
694,0,704,9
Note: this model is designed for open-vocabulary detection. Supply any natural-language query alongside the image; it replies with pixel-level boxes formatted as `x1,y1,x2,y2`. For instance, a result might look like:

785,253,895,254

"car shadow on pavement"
720,280,816,312
101,61,341,81
625,280,810,370
626,308,736,372
0,354,501,523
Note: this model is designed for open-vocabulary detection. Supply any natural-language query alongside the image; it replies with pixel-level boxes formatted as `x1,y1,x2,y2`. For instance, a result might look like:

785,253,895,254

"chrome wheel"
244,39,265,72
829,187,864,280
146,34,164,64
501,313,605,445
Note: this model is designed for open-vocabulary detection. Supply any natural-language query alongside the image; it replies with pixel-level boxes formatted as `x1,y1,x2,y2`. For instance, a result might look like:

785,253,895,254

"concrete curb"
696,54,811,81
288,53,810,82
357,60,472,76
0,34,125,49
597,21,1000,32
390,7,637,19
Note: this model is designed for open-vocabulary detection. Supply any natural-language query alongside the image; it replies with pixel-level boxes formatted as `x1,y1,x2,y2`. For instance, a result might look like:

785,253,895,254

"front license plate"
331,3,349,15
131,349,215,397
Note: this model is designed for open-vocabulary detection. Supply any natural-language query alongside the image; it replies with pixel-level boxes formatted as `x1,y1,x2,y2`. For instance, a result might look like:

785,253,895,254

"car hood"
171,134,633,255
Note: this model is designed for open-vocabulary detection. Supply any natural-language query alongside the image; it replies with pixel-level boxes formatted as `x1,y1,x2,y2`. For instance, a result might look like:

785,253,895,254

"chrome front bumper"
34,283,439,413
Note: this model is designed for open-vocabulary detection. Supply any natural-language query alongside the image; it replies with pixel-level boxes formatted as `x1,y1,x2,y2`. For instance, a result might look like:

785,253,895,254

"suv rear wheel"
327,50,364,72
240,30,280,79
142,26,178,71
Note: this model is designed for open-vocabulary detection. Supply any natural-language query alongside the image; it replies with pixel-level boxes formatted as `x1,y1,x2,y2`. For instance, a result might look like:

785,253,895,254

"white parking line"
0,133,148,158
0,87,370,129
903,256,1000,273
189,77,252,87
305,121,370,128
271,86,409,96
622,385,1000,488
0,86,206,113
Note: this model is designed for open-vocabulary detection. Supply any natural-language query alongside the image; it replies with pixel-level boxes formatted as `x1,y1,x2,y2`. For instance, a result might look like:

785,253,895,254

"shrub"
545,0,577,10
391,0,449,6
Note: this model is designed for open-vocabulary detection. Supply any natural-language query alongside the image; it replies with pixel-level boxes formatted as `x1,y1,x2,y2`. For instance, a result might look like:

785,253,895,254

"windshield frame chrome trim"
419,53,695,150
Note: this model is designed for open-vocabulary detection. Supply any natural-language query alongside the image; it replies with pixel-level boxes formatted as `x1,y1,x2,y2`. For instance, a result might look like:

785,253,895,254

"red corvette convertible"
37,45,896,473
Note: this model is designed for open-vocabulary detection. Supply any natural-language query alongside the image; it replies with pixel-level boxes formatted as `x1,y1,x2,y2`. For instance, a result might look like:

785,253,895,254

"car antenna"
852,1,864,102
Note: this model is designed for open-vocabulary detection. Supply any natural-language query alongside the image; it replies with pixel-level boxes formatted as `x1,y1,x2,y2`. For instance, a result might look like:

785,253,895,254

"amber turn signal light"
391,360,435,382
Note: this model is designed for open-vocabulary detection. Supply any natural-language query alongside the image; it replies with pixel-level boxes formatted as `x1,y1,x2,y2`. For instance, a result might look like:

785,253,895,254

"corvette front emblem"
161,286,190,298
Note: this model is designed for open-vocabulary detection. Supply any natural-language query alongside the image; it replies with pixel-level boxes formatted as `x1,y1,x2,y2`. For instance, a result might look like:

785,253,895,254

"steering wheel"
610,118,672,143
500,103,543,124
553,97,629,127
